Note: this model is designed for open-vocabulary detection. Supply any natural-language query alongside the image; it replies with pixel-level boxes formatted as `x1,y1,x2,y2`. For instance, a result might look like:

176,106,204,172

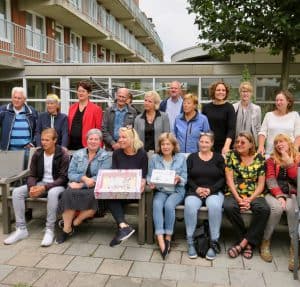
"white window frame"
25,11,46,52
0,0,11,42
89,43,97,63
55,24,64,63
89,0,97,22
70,31,82,63
110,51,116,63
69,0,81,10
100,47,106,62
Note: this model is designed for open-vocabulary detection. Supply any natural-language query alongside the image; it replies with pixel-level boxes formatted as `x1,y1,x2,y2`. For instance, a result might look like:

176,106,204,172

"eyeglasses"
200,132,214,137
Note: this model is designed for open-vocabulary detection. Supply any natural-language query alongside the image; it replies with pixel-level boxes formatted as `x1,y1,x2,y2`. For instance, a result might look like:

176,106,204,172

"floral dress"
225,150,265,197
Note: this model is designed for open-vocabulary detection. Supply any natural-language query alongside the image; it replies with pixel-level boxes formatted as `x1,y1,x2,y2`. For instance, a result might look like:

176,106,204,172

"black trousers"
223,195,270,246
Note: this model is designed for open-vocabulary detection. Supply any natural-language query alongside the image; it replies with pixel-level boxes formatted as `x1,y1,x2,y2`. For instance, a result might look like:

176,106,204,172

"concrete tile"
93,244,125,259
195,267,230,285
151,249,181,264
229,269,265,287
243,255,277,272
2,267,45,285
162,263,195,281
213,254,244,269
64,242,98,256
177,281,213,287
69,273,109,287
263,270,300,287
105,275,142,287
121,247,153,261
36,254,74,270
7,249,46,267
170,239,187,252
0,247,18,263
97,258,133,276
181,252,212,267
38,242,72,254
0,265,15,281
141,278,177,287
33,269,77,287
67,227,94,243
65,256,103,272
273,256,290,272
88,230,115,245
119,232,141,248
129,261,163,279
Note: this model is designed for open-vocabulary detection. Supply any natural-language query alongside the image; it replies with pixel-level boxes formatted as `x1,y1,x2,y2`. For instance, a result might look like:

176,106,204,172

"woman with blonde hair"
147,132,187,259
134,91,170,151
108,126,148,246
260,134,299,271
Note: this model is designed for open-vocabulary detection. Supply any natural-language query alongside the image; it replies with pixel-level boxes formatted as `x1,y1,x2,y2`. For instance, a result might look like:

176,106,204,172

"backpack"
193,220,210,258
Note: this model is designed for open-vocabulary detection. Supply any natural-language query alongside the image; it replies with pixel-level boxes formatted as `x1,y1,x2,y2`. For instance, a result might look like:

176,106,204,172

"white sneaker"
41,228,54,247
4,228,28,245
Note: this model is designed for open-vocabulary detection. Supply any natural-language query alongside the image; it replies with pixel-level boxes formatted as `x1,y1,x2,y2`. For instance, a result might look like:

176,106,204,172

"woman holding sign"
56,129,111,244
147,133,187,260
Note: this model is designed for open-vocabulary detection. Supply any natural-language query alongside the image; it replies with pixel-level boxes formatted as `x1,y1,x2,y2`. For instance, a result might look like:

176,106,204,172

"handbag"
193,220,210,258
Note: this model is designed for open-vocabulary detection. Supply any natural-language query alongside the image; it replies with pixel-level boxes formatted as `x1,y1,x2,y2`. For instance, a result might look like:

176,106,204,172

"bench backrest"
0,150,25,178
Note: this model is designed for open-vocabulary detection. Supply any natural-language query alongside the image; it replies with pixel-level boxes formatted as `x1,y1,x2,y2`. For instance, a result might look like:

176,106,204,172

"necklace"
146,112,155,124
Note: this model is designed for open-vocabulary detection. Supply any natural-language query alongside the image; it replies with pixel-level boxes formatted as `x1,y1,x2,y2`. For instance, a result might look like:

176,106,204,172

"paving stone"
141,278,177,287
263,270,300,287
88,229,115,245
0,265,15,281
0,247,18,263
151,249,181,264
97,258,133,276
33,269,77,287
67,227,94,243
181,252,212,267
121,247,153,261
65,256,103,272
170,239,187,252
243,255,277,272
105,275,142,287
162,263,195,281
119,232,141,248
93,244,125,259
177,281,213,287
2,266,45,285
7,249,46,267
37,242,72,254
129,261,163,279
213,254,244,269
64,242,98,256
195,267,230,285
36,254,74,270
69,273,109,287
273,256,290,272
229,269,265,287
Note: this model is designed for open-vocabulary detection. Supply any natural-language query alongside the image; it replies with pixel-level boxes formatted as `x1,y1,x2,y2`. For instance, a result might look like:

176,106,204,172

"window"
89,43,97,63
110,51,116,63
70,32,81,63
89,0,97,22
0,0,11,41
26,12,45,51
69,0,81,10
55,25,64,62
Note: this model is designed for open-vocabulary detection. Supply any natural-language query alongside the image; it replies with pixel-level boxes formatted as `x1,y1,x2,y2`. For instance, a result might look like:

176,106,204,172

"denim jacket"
68,148,112,182
147,153,187,195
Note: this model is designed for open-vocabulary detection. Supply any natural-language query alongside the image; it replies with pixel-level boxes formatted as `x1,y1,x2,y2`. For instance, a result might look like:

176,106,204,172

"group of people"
0,79,299,272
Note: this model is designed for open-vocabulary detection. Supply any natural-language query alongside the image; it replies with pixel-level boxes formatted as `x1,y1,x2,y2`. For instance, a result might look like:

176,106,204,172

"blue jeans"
153,191,184,235
184,192,224,243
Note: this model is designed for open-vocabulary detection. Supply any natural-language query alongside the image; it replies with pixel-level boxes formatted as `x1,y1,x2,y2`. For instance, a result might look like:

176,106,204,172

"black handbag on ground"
193,219,210,258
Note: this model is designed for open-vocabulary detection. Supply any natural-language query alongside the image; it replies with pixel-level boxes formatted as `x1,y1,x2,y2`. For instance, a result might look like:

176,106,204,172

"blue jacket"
68,148,112,182
147,153,187,195
0,103,38,150
35,112,68,147
174,111,210,153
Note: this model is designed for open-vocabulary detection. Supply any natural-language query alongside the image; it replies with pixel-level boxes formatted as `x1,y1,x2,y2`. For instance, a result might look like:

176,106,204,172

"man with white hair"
0,87,38,150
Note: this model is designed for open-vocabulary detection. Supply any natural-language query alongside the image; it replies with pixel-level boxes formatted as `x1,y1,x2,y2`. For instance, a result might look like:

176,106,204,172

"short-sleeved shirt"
225,150,265,197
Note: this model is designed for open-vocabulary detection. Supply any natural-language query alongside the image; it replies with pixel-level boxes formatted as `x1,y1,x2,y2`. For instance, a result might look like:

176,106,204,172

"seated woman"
108,127,148,247
224,132,270,259
134,91,170,152
147,133,187,260
56,129,111,243
184,132,225,260
260,134,299,271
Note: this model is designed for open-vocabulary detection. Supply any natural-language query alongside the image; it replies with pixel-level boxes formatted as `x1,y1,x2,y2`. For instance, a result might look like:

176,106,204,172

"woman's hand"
140,179,146,193
174,175,181,185
81,176,95,188
257,145,265,155
68,182,84,189
149,183,156,190
238,198,251,211
280,151,293,166
277,197,286,210
196,187,210,198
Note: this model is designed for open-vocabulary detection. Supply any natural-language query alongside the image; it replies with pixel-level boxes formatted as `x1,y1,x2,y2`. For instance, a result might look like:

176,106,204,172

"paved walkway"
0,213,298,287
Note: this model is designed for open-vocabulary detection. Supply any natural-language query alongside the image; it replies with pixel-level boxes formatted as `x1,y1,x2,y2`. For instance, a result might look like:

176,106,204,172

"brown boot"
260,239,273,262
288,242,295,271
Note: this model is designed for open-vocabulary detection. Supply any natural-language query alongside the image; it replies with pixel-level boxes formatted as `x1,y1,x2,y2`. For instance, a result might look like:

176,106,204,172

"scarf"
235,102,252,135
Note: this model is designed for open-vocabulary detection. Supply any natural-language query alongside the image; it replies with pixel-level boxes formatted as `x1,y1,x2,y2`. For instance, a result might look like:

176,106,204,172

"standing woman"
233,82,261,146
134,91,170,152
68,80,103,150
174,94,210,153
224,132,270,259
184,132,225,260
56,129,111,243
260,134,299,271
258,90,300,157
147,133,187,259
202,81,236,155
108,127,148,246
35,94,68,147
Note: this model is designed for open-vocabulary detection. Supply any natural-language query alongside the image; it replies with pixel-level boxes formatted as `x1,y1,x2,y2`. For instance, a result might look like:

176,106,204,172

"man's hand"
29,185,46,198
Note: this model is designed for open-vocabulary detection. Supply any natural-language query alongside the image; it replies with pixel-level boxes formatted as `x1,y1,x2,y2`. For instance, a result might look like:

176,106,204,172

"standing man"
102,88,137,150
0,87,38,150
159,81,183,132
4,128,69,246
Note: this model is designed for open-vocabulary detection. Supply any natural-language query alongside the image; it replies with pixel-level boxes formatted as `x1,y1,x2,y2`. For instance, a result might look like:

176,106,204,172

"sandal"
228,244,243,258
243,244,253,259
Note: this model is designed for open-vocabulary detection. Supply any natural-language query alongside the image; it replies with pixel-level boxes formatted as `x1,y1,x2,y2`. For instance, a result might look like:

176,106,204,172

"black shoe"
110,226,135,247
55,228,73,244
210,240,221,254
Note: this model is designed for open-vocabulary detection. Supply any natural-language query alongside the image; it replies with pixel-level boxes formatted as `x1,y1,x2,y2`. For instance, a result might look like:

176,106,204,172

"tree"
187,0,300,89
